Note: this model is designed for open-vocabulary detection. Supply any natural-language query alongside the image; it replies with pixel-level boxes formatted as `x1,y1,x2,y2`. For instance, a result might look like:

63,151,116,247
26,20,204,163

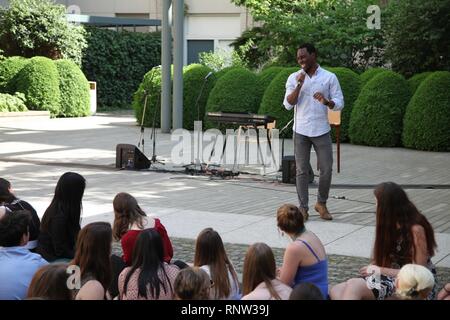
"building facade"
0,0,255,65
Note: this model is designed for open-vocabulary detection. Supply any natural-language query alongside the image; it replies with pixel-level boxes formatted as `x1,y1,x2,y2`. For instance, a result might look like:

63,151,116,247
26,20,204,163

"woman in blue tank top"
277,204,329,299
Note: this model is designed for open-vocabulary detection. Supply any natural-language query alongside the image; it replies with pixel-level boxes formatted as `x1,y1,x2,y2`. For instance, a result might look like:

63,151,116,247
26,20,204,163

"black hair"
41,172,85,234
123,228,173,299
289,282,324,300
0,178,16,203
298,43,318,56
0,210,31,247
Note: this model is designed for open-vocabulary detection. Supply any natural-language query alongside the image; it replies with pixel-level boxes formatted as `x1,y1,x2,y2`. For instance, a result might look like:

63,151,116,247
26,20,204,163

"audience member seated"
194,228,240,300
70,222,113,300
330,182,438,300
393,264,435,300
26,263,73,300
289,283,324,300
277,204,328,299
0,178,40,251
241,243,292,300
37,172,86,262
437,283,450,300
0,211,48,300
118,228,179,300
174,267,212,300
112,192,173,266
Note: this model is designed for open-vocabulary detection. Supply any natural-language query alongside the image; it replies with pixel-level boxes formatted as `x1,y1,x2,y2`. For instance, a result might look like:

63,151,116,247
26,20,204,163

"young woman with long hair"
118,228,179,300
242,243,292,300
194,228,240,300
27,263,74,300
112,192,173,266
329,182,437,300
70,222,113,300
37,172,85,261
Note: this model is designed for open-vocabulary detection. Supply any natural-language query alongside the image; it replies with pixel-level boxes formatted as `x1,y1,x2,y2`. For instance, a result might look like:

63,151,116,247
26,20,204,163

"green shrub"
183,64,215,130
407,72,433,94
82,27,161,109
325,67,361,142
402,71,450,151
349,71,411,147
0,92,27,112
205,67,258,129
132,67,162,128
55,59,90,117
0,56,30,93
214,66,241,79
0,0,86,65
360,68,389,88
255,67,284,109
258,67,298,138
15,56,60,116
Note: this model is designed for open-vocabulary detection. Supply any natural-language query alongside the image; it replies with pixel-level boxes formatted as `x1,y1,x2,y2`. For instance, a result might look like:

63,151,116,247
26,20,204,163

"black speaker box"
115,144,151,170
282,155,314,184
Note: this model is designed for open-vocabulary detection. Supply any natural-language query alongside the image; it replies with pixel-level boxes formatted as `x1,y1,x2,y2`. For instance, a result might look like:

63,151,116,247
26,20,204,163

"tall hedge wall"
82,27,161,109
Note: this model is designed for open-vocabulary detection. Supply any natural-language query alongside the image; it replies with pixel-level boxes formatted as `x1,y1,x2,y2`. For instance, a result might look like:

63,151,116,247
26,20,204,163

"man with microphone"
283,43,344,221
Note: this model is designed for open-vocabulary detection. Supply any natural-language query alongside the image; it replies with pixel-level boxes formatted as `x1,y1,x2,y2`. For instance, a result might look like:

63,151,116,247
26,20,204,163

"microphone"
204,71,214,80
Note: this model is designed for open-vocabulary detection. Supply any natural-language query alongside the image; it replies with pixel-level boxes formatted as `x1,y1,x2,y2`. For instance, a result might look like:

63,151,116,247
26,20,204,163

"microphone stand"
138,67,159,153
192,72,213,175
150,90,164,166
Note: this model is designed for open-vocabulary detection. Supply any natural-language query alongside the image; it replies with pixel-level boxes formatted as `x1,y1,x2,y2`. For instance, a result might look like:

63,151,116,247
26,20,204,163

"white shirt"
283,66,344,137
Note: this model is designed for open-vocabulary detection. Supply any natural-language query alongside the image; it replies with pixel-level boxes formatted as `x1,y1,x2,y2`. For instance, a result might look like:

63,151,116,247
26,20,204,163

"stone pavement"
1,111,449,290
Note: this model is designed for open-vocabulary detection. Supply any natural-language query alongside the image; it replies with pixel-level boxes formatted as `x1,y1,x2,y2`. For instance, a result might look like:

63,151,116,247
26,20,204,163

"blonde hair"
396,264,434,299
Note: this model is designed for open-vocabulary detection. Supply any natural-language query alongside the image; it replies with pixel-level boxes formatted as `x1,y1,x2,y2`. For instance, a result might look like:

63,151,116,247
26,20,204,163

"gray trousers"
294,131,333,210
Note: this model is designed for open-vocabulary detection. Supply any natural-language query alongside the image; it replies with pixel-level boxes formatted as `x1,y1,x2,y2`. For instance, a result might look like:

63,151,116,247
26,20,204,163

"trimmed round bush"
349,71,411,147
183,64,215,130
402,71,450,151
407,72,432,94
132,66,162,128
360,67,389,88
205,67,258,129
214,66,241,79
325,67,361,142
14,56,60,116
0,92,27,111
0,56,30,93
55,59,90,117
255,66,284,109
258,67,298,138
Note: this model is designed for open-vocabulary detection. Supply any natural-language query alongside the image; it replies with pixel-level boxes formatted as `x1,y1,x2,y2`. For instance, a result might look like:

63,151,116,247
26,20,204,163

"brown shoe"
299,207,309,222
314,202,333,220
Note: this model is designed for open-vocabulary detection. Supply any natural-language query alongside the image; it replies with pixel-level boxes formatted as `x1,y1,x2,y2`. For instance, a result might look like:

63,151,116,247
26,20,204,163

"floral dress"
365,238,437,300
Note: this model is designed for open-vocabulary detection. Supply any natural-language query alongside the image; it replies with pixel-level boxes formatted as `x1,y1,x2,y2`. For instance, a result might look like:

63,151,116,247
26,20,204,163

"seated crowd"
0,174,449,300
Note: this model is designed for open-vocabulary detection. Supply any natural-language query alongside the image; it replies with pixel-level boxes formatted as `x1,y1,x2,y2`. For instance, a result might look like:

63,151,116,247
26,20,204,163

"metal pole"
161,0,172,133
172,0,184,130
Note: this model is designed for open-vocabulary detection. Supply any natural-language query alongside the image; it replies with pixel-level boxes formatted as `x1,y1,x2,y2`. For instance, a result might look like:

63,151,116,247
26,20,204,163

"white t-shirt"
200,264,241,300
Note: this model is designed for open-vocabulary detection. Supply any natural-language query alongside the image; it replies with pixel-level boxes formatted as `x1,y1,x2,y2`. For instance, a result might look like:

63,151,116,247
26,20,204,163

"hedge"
0,56,29,93
82,27,161,109
407,72,433,94
360,67,388,88
132,66,162,128
402,71,450,151
183,64,215,130
255,67,284,110
258,67,298,138
14,56,60,116
55,59,90,117
325,67,361,142
349,71,411,147
0,92,27,111
205,67,258,130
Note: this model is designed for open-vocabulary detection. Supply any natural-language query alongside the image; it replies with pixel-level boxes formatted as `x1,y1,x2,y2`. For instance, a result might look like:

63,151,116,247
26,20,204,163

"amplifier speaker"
281,155,314,184
115,144,150,170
